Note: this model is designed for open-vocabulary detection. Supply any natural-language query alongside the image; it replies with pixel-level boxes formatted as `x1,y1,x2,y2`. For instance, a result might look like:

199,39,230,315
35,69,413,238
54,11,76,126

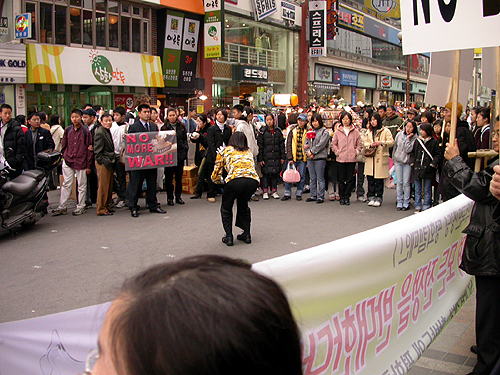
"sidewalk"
408,293,476,375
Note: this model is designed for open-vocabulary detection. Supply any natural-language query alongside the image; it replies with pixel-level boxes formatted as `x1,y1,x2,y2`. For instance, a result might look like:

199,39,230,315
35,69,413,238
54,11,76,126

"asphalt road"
0,185,413,323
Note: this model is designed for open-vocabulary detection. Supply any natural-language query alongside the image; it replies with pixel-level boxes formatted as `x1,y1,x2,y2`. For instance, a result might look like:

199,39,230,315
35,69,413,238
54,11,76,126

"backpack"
64,125,89,147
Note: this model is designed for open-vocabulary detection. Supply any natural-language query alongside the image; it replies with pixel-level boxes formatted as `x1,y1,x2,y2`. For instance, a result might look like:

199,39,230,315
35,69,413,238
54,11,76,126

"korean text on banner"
204,0,224,59
400,0,500,55
253,194,474,375
125,131,177,171
309,1,327,57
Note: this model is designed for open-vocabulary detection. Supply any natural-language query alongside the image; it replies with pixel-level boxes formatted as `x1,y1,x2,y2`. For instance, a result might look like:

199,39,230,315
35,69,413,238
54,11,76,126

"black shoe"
403,206,410,211
175,198,185,205
316,199,324,204
222,235,233,246
167,199,174,206
190,194,201,199
397,207,403,211
281,195,291,201
470,345,478,355
306,197,316,202
236,233,252,244
296,196,302,201
150,207,167,214
340,199,345,205
345,199,350,205
131,209,139,218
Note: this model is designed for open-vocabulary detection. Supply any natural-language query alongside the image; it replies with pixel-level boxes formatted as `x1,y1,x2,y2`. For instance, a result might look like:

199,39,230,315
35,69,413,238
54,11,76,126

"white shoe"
263,193,269,200
272,192,280,199
372,200,381,207
207,197,216,203
255,187,263,196
367,200,375,206
357,196,367,202
116,200,126,208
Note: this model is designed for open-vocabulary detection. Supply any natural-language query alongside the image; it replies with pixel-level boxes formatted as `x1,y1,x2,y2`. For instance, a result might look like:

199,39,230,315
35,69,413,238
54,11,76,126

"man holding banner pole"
127,104,166,218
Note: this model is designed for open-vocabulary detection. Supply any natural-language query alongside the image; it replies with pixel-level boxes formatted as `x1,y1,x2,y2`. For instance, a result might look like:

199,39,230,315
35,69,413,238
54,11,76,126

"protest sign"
124,130,177,171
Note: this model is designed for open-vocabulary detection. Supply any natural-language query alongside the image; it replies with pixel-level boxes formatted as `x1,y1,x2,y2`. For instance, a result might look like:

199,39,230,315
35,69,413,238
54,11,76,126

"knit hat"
82,108,97,117
297,113,308,122
445,102,463,118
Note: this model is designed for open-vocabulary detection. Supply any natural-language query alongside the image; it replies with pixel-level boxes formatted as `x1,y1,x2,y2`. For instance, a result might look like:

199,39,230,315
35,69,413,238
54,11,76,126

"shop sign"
252,0,278,21
364,0,400,18
340,69,358,86
281,1,296,23
315,64,333,83
14,13,31,39
26,44,164,87
381,75,392,89
309,1,327,57
337,6,364,32
204,0,224,58
232,65,268,82
313,82,340,90
327,0,339,40
351,86,357,105
0,93,4,104
0,43,27,84
114,94,135,111
0,17,8,35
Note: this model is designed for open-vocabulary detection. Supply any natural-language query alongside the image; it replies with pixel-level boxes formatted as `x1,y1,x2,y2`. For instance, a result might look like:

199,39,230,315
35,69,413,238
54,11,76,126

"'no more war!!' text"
125,132,177,170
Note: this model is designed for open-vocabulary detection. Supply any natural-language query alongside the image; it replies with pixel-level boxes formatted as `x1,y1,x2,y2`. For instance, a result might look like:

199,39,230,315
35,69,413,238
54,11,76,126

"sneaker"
72,207,86,216
367,200,375,206
263,192,269,200
255,187,263,196
357,196,367,202
251,195,259,201
329,194,336,201
52,207,67,216
335,193,341,201
207,197,216,203
414,208,422,213
271,192,280,199
281,195,291,201
372,200,381,207
116,200,126,208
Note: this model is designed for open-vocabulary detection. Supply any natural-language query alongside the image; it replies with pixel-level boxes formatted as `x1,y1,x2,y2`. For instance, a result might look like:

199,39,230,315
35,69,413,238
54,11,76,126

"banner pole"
496,47,500,130
449,50,460,143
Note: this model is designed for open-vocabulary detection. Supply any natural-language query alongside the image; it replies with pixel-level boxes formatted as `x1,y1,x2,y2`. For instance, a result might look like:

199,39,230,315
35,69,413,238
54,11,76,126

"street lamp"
397,32,411,110
187,94,208,112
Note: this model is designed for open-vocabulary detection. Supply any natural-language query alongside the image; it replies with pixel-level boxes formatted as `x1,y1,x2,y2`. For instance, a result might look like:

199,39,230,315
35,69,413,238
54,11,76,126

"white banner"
424,49,474,107
481,47,498,91
0,195,474,375
400,0,500,55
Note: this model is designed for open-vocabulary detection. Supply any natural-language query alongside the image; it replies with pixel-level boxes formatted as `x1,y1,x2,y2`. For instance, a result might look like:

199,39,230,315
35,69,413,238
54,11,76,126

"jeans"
284,161,306,197
262,173,278,192
307,159,326,200
414,179,432,210
356,162,365,197
395,162,412,208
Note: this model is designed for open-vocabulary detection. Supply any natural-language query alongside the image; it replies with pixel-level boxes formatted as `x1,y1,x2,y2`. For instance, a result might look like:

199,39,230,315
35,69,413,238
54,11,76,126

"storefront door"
85,90,112,113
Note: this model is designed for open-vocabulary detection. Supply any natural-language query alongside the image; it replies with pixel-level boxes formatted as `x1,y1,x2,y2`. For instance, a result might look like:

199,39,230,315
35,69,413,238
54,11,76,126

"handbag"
364,146,377,157
282,163,301,183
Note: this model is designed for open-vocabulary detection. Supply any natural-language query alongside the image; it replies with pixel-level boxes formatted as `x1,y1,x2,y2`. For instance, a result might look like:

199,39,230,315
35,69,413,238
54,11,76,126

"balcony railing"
220,42,284,69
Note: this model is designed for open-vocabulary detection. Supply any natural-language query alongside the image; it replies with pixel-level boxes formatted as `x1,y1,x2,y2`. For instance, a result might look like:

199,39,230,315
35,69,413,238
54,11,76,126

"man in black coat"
1,104,26,178
25,112,55,170
127,104,166,218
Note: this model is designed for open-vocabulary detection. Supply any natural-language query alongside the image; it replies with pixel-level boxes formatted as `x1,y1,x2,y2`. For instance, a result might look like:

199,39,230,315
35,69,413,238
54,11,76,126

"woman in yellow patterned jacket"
212,132,260,246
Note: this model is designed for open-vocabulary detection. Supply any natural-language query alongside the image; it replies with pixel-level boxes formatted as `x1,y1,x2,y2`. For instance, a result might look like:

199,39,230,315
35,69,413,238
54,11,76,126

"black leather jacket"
444,155,500,276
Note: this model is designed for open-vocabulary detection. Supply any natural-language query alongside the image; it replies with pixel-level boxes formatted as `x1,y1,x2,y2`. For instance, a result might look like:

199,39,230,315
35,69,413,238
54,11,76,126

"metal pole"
406,54,411,108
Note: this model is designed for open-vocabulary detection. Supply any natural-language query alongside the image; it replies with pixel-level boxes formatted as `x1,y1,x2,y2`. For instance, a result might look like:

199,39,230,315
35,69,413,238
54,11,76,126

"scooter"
0,149,61,232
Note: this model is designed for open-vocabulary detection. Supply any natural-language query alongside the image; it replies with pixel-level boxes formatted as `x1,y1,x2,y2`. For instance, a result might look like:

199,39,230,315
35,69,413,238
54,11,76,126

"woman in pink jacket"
331,111,362,205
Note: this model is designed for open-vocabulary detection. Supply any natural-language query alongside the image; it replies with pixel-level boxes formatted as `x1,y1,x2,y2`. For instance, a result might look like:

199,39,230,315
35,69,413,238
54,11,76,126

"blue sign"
333,68,341,84
351,87,356,106
15,13,32,39
0,94,5,104
340,69,358,86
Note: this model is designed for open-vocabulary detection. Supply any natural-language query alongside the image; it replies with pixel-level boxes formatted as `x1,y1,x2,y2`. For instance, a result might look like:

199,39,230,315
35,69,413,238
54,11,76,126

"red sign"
114,94,135,111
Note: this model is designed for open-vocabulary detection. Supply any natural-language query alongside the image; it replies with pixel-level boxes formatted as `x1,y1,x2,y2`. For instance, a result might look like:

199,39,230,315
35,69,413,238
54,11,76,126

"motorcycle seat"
23,170,44,181
2,175,38,196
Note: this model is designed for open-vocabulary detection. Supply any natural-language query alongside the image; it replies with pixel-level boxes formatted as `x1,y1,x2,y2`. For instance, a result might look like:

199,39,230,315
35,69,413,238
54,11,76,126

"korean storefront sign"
0,17,8,35
204,0,224,58
364,0,400,18
0,43,27,84
114,94,135,111
314,64,332,83
340,69,358,86
309,1,327,57
281,1,296,24
163,10,201,88
233,65,268,82
337,5,364,32
381,75,392,89
26,44,164,87
252,0,278,21
327,0,338,40
14,13,32,39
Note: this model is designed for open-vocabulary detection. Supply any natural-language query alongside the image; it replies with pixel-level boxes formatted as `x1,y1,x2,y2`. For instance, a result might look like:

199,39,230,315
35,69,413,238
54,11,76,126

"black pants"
474,276,500,375
367,175,384,199
165,162,184,200
356,162,365,197
114,158,127,201
221,178,259,236
128,168,159,210
338,162,356,200
194,157,208,196
205,162,222,198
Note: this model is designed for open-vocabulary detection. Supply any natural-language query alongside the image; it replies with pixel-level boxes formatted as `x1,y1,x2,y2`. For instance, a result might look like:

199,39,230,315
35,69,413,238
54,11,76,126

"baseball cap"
82,108,97,117
298,113,308,122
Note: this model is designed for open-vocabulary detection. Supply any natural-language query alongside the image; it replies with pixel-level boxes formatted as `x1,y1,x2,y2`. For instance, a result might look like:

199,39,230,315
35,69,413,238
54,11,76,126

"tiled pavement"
408,293,476,375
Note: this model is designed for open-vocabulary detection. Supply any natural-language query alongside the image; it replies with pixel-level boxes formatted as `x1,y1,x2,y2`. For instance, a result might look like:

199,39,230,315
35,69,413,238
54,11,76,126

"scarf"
216,120,225,132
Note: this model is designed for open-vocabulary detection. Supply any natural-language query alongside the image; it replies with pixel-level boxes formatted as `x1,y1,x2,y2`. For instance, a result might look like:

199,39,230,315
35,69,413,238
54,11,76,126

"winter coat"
235,119,259,157
364,127,394,179
1,119,26,177
444,156,500,276
304,127,330,160
410,136,440,180
162,121,188,162
286,125,307,162
331,126,362,163
25,127,55,170
50,124,65,153
94,126,115,170
190,126,209,167
392,131,416,165
206,123,232,164
383,114,404,141
257,126,285,175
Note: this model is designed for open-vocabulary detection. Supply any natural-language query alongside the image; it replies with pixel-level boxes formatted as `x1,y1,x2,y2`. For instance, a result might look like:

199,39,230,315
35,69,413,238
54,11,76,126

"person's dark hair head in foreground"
89,255,302,375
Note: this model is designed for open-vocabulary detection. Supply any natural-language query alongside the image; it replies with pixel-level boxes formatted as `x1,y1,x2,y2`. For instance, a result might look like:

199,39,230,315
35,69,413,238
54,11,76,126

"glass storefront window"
83,10,93,45
96,11,106,47
70,8,81,44
26,3,37,41
40,2,52,44
55,5,66,45
132,19,140,52
121,16,130,51
109,15,119,48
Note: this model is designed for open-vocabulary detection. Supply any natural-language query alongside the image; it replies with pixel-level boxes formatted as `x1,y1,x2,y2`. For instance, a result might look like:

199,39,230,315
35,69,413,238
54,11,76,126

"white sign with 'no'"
400,0,500,55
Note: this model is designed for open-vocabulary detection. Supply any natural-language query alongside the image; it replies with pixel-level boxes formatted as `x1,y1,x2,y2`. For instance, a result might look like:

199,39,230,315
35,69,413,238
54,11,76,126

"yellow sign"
197,105,204,114
205,45,221,58
364,0,400,19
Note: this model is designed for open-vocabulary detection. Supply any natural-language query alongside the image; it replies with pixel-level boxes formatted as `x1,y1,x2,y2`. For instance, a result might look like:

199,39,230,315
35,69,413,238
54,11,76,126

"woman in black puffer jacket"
443,121,500,375
257,114,285,200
